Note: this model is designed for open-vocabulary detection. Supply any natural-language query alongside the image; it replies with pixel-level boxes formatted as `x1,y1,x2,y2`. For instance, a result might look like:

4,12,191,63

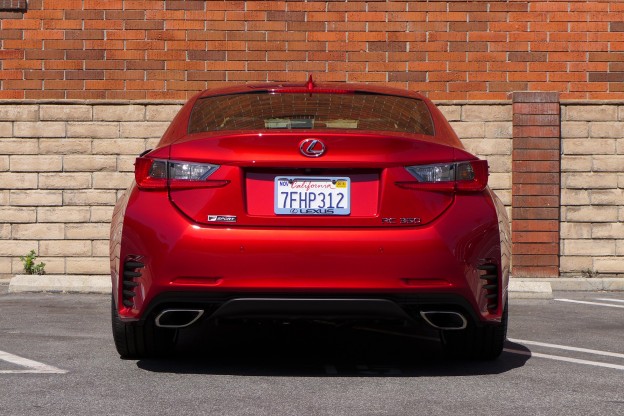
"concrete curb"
519,277,624,292
6,275,624,297
9,275,111,294
508,280,553,299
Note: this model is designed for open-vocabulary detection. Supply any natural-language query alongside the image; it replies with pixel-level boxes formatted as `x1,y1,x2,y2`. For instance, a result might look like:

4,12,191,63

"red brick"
512,242,559,256
512,231,559,243
513,114,560,126
165,0,205,11
0,49,24,59
512,184,559,197
513,103,560,116
126,60,164,70
64,10,103,19
65,70,104,80
513,161,560,173
512,207,559,220
67,90,106,99
45,79,84,90
449,42,487,52
86,80,124,90
508,72,547,82
126,40,165,51
489,82,528,92
0,29,23,39
65,30,103,40
548,72,586,82
512,266,559,278
512,149,560,161
512,255,559,267
25,90,65,99
0,91,25,99
0,11,24,18
513,172,560,185
24,29,63,40
0,69,22,79
2,59,42,69
187,71,227,81
84,19,123,30
512,196,560,209
513,125,561,139
24,69,63,80
449,82,488,92
513,220,559,232
44,60,82,70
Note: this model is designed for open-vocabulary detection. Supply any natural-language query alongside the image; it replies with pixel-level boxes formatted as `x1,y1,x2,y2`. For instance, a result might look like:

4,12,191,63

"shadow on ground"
137,321,530,377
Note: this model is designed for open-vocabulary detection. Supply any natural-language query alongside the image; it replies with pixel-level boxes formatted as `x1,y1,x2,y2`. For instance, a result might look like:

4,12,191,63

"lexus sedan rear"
110,78,510,360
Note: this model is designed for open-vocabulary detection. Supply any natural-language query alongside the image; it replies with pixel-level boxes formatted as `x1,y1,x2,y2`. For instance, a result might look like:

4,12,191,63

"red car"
110,78,510,360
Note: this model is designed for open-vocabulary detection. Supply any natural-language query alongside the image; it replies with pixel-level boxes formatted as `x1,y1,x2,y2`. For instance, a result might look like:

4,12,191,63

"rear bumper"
135,291,487,330
112,187,508,324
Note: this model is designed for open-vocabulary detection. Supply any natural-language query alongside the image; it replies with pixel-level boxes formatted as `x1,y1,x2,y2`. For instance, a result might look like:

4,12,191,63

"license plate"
274,176,351,215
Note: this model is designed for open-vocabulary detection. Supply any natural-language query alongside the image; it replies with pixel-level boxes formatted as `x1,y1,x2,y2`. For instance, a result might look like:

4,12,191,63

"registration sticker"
274,177,351,215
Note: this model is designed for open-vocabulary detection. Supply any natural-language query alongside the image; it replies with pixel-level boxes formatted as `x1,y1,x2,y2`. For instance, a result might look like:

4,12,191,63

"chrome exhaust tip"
155,309,204,328
420,311,467,330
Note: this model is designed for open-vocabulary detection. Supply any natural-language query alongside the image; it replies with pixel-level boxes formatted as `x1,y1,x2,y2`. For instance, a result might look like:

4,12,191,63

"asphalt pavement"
0,287,622,416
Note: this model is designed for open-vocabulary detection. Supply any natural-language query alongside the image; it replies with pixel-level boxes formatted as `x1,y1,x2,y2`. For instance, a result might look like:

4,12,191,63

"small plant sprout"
581,268,597,279
19,249,46,275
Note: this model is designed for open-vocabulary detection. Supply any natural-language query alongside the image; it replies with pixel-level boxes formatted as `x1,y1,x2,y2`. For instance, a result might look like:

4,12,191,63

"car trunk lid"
167,132,457,227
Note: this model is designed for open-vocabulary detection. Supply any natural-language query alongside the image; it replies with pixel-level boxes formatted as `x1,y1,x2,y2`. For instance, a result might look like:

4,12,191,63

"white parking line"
595,298,624,304
508,338,624,359
0,350,66,374
504,348,624,371
554,298,624,309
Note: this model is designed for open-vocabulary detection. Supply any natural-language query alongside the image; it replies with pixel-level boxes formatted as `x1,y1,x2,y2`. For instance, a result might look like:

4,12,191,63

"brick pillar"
511,92,561,278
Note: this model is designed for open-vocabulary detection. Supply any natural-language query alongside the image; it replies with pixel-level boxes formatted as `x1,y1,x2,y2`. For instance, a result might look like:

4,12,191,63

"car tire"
111,296,176,359
442,302,508,360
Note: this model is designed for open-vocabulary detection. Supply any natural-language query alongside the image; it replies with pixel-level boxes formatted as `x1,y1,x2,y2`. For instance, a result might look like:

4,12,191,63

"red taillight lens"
135,157,223,190
135,157,167,190
399,160,488,192
456,160,488,192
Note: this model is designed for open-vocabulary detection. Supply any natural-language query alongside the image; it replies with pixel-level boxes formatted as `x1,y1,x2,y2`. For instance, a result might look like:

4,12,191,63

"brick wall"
511,92,560,278
0,102,180,276
0,1,623,100
2,101,623,278
0,101,511,277
2,1,624,278
560,103,624,278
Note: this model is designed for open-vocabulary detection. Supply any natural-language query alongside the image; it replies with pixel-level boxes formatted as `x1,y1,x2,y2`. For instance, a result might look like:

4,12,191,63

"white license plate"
274,176,351,215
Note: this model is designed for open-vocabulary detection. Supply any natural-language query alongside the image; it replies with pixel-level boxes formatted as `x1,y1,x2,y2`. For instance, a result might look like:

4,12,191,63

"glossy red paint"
110,81,511,359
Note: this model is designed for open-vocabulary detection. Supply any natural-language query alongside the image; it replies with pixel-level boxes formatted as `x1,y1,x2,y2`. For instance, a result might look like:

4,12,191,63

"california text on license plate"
274,177,351,215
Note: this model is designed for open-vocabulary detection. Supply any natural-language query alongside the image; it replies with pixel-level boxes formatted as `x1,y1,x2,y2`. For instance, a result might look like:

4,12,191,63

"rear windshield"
188,92,434,136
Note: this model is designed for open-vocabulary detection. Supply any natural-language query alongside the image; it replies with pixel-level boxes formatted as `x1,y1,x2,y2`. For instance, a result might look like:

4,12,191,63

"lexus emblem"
299,139,326,158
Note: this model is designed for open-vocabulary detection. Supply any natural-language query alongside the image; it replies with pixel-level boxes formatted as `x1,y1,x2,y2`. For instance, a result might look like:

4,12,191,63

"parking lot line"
508,338,624,359
595,298,624,304
554,298,624,309
504,348,624,371
0,350,66,374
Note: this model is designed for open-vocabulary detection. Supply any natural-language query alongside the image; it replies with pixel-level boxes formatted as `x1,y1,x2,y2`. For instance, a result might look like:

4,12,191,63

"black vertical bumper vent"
122,259,144,308
478,263,498,311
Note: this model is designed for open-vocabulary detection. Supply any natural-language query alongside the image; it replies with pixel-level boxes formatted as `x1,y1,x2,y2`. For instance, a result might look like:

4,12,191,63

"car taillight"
135,158,168,189
271,74,354,94
400,160,488,192
135,157,225,190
